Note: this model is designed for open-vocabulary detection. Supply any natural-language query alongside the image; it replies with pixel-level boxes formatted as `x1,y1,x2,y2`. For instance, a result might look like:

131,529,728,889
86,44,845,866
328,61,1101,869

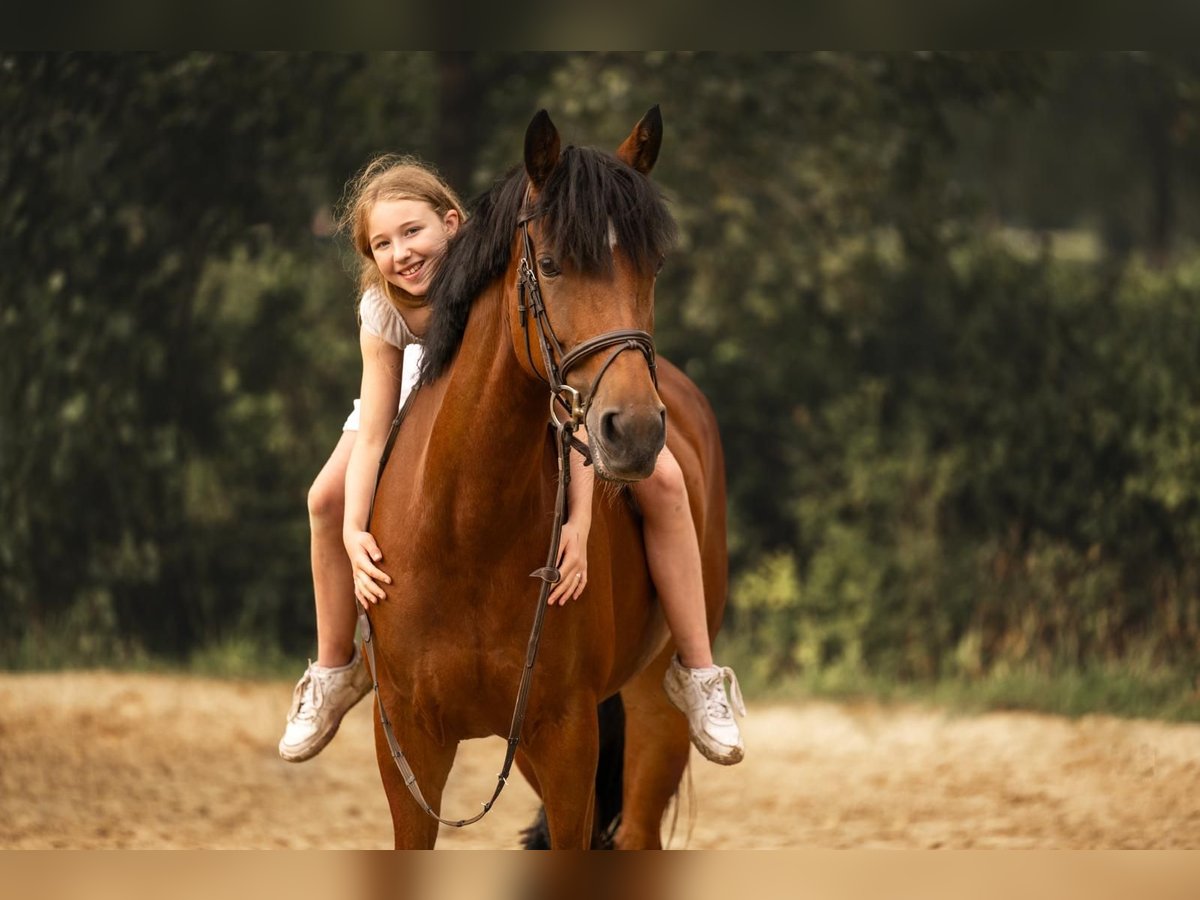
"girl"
279,155,745,767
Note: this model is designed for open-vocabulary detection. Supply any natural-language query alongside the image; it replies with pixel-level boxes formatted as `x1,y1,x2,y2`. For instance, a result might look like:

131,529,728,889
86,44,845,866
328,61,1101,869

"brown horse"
366,107,728,849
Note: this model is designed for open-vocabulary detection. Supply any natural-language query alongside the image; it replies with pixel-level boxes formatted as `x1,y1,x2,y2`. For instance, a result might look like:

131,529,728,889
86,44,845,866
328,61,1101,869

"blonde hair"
338,154,466,312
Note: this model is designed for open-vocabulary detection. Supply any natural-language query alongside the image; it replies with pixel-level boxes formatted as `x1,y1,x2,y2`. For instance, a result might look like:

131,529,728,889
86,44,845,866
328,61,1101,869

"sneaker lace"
287,662,326,723
699,666,747,724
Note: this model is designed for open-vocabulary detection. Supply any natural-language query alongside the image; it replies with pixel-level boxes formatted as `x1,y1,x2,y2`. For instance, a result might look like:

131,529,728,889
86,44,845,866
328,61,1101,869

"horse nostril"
600,410,621,445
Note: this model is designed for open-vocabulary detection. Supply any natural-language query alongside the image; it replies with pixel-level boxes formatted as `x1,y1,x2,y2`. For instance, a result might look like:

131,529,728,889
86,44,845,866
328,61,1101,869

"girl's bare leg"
632,445,745,765
279,430,372,763
307,431,359,667
630,446,713,668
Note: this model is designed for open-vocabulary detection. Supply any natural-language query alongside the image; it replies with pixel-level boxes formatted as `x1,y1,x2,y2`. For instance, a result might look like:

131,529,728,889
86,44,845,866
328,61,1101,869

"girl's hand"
548,519,589,606
344,529,392,609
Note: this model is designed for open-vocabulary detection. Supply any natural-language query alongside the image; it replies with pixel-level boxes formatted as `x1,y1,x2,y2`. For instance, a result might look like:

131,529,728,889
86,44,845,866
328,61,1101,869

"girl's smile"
368,198,460,297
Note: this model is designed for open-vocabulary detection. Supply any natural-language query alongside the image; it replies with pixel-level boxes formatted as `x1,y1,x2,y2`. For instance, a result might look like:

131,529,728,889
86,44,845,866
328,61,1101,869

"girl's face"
368,199,461,297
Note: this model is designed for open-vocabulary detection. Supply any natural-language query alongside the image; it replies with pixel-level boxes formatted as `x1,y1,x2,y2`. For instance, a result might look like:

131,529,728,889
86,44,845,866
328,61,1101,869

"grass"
729,657,1200,723
2,630,301,682
6,630,1200,724
186,636,300,680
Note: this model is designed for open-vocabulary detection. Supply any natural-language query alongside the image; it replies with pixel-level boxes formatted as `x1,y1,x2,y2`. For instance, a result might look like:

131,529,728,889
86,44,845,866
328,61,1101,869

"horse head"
515,107,675,482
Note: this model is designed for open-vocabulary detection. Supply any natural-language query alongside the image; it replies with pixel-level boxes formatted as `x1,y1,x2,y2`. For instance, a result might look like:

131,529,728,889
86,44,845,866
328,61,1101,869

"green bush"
6,54,1200,713
729,242,1200,687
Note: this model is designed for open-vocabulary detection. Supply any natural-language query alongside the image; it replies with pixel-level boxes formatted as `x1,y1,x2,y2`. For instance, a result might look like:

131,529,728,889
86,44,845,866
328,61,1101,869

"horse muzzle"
587,402,666,482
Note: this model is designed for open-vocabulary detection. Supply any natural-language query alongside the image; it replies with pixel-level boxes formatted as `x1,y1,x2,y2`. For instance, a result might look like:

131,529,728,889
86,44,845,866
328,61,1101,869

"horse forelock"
539,147,677,278
417,148,677,389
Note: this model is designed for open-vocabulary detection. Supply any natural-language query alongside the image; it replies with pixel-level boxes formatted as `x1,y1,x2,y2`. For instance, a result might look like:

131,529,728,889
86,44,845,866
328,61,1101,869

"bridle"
355,190,661,829
515,191,658,432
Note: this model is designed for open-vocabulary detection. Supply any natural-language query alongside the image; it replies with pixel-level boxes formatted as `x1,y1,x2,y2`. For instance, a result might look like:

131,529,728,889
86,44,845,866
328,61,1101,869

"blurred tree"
0,52,430,658
951,52,1200,263
4,52,1200,688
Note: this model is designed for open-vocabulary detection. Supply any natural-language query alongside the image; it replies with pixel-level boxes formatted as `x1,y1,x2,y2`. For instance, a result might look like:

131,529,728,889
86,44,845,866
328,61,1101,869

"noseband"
515,200,658,430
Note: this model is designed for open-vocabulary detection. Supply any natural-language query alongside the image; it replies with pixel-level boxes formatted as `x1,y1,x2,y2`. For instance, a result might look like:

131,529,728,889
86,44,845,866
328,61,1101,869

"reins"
356,195,658,828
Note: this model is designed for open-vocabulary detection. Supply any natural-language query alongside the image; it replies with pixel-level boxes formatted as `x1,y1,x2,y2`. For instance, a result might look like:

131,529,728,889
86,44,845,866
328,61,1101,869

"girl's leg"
631,446,746,765
308,431,358,667
631,447,713,668
279,429,372,762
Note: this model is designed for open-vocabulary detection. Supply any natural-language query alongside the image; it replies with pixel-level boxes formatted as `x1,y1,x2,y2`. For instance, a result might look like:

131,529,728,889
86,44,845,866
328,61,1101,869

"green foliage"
0,52,423,660
4,53,1200,718
717,650,1200,723
730,243,1200,686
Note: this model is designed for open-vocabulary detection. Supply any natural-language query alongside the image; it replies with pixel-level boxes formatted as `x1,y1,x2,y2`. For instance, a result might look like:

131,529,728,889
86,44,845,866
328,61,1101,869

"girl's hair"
338,154,466,312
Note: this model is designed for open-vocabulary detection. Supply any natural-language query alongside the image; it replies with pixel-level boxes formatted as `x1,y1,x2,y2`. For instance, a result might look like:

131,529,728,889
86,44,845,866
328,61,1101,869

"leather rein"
356,197,657,828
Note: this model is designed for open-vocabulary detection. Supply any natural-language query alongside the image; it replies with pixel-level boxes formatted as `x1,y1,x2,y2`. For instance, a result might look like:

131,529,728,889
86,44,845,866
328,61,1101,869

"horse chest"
379,577,584,739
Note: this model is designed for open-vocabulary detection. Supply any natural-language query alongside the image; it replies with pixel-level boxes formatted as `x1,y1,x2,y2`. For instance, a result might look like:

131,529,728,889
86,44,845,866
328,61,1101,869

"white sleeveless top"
359,286,419,350
342,288,422,432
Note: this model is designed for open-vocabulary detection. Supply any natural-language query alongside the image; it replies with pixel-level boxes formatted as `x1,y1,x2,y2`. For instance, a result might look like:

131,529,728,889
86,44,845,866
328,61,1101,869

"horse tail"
520,693,626,849
592,692,627,847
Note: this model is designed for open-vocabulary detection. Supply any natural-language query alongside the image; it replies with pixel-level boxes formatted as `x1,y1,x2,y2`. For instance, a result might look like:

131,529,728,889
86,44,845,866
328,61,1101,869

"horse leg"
522,706,600,849
521,696,627,849
612,650,690,850
516,751,542,796
515,751,554,849
372,711,458,849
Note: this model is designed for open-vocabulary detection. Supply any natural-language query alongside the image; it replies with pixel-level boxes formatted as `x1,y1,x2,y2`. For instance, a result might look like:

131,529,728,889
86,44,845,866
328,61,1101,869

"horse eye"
654,256,666,275
538,256,560,278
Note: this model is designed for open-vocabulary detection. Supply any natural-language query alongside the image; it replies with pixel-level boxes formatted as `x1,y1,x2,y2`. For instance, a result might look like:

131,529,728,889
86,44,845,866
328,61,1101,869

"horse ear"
616,105,663,175
524,109,561,190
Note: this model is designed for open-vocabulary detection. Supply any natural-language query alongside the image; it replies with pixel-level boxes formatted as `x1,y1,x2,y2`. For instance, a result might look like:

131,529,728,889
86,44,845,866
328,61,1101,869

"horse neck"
426,277,549,506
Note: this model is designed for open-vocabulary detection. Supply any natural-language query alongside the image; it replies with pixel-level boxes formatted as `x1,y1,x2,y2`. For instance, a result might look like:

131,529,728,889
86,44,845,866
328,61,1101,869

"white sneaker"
278,646,373,762
662,655,747,765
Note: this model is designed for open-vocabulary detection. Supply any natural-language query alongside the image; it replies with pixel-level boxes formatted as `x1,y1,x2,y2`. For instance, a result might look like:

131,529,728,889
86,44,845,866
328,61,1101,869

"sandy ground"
1,671,1198,849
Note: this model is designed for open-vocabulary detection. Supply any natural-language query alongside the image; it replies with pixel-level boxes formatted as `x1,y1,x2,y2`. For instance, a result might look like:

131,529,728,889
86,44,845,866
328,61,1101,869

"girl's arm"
548,430,594,605
343,327,405,608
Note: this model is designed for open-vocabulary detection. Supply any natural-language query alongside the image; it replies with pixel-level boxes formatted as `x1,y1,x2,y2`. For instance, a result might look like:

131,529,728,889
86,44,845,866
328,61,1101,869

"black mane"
416,147,677,387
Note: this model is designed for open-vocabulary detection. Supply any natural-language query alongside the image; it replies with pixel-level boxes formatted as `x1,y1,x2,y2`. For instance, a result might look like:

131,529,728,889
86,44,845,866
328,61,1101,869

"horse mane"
417,147,677,387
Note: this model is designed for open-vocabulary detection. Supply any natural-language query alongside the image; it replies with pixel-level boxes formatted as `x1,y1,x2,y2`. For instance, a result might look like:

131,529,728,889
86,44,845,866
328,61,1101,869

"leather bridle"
515,195,659,432
355,193,661,829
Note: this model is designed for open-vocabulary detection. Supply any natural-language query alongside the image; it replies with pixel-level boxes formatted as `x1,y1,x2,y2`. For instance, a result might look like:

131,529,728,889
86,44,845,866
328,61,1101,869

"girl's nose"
393,243,409,264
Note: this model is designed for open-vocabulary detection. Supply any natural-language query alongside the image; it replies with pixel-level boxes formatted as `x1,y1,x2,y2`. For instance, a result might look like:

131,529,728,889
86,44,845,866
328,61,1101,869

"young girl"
279,155,746,767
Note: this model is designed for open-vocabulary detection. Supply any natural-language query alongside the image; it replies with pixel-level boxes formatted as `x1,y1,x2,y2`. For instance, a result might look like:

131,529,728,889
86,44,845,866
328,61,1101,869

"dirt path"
1,672,1198,849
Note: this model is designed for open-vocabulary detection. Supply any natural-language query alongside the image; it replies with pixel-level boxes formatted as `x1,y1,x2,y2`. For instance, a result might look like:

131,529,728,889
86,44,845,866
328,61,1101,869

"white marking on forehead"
607,219,617,249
